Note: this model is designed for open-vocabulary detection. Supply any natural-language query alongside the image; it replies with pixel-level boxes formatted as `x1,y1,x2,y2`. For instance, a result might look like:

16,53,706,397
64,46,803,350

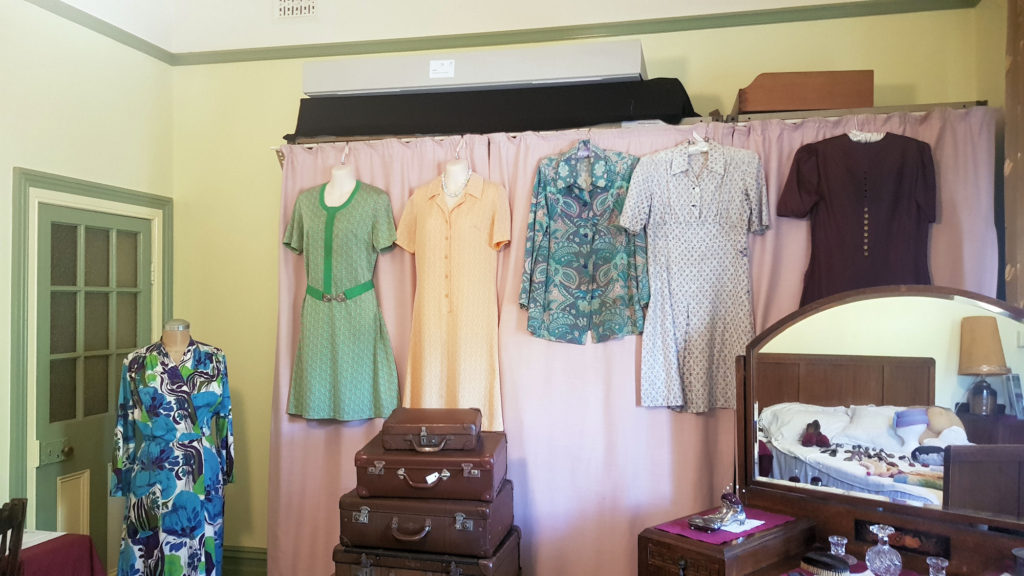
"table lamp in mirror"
959,315,1009,416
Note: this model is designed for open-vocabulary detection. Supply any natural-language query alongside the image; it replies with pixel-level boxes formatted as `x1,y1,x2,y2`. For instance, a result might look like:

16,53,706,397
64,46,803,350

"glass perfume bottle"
866,524,902,576
828,535,857,565
927,556,949,576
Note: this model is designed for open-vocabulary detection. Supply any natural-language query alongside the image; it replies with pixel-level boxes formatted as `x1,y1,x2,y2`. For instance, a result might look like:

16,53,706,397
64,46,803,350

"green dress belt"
306,279,374,303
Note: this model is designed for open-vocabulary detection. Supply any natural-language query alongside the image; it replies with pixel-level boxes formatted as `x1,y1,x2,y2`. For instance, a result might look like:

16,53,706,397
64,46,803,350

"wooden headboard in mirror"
756,353,935,409
738,286,1024,573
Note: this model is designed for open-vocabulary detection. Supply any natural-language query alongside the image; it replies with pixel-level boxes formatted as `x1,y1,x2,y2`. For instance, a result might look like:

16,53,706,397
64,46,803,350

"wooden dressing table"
639,287,1024,575
638,517,814,576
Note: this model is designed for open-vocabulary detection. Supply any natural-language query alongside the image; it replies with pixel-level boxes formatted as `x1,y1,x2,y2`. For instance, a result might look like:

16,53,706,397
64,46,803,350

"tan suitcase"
381,408,482,452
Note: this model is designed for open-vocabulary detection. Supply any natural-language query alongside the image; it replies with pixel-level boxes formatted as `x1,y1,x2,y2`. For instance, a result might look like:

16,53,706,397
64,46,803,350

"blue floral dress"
520,140,649,343
110,339,235,576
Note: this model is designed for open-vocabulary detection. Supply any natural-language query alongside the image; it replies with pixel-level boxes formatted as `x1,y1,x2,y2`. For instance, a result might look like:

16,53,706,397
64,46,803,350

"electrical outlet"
1018,329,1024,348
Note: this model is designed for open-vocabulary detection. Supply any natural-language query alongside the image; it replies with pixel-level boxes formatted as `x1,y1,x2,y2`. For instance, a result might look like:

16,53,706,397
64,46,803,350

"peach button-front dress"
396,174,511,431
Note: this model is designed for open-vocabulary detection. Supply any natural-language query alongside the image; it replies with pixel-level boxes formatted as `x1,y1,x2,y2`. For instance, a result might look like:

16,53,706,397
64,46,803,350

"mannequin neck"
162,328,190,364
325,164,357,207
443,159,471,203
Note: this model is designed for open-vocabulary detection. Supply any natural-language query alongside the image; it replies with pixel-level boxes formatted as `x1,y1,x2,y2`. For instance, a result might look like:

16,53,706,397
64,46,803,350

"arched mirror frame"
737,285,1024,570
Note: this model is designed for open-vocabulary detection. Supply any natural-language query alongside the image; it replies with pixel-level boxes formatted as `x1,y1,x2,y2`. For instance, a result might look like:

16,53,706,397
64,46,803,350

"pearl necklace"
443,169,472,198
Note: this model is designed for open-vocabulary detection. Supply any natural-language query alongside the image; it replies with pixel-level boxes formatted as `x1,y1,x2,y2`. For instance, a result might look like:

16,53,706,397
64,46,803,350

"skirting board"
223,545,268,576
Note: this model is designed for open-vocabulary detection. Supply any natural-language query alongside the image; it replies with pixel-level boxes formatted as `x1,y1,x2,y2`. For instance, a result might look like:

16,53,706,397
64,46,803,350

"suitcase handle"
390,517,432,542
396,467,450,488
412,437,448,453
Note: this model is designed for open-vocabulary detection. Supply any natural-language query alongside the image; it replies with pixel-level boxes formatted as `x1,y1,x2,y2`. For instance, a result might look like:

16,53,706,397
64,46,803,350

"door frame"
10,167,173,525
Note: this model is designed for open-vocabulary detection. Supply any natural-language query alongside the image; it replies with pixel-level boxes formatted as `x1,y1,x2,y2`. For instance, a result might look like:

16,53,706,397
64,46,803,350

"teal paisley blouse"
519,140,650,344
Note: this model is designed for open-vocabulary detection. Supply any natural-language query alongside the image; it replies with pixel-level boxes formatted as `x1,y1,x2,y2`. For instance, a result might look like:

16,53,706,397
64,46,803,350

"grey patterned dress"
283,181,399,421
621,142,768,411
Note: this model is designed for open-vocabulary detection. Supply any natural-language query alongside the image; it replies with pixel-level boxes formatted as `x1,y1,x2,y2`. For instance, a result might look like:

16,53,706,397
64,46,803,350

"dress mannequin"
325,163,357,207
442,158,472,208
161,318,190,364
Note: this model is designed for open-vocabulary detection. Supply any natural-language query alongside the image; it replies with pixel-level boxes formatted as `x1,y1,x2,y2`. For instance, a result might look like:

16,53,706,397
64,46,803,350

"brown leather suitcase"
340,480,514,558
355,432,507,502
334,525,521,576
381,408,482,452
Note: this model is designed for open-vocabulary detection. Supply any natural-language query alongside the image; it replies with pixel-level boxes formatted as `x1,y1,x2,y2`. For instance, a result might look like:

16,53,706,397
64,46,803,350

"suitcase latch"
461,463,480,478
448,561,463,576
368,460,385,475
356,553,373,576
353,506,370,524
453,512,474,531
419,426,440,447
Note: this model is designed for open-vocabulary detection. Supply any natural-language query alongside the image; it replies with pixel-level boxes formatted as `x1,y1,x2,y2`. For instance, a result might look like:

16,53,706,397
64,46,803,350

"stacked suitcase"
336,408,521,576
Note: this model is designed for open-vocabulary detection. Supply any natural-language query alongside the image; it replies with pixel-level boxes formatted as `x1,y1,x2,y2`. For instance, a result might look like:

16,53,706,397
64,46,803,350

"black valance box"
285,77,697,142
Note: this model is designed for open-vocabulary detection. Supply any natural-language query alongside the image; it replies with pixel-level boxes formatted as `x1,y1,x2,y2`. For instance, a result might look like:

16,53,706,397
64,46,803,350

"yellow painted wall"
0,0,1008,556
0,0,173,504
170,59,301,549
976,0,1007,109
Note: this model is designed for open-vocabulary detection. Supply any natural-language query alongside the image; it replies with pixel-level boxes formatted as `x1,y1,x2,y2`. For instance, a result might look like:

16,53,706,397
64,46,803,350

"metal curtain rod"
728,100,986,124
276,100,986,148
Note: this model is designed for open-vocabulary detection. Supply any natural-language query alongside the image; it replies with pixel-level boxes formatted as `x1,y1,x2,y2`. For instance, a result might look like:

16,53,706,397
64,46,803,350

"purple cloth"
21,534,105,576
655,507,795,545
895,408,929,428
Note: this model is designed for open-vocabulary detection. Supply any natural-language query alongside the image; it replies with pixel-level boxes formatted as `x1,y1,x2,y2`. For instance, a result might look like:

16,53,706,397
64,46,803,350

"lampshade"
958,316,1010,375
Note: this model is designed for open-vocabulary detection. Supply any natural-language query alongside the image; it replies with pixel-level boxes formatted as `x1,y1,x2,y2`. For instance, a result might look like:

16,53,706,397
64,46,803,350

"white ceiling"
56,0,886,54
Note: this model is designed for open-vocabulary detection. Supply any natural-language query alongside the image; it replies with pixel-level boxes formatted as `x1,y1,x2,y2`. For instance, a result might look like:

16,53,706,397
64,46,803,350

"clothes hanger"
576,130,592,159
331,143,354,178
449,136,471,173
443,136,472,199
847,116,886,143
686,125,710,155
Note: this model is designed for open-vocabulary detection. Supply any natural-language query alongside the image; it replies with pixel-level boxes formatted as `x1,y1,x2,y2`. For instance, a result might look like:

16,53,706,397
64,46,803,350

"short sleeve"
917,141,937,223
373,192,397,252
620,155,656,233
395,194,417,254
490,184,511,251
748,153,770,235
777,144,820,218
282,194,305,254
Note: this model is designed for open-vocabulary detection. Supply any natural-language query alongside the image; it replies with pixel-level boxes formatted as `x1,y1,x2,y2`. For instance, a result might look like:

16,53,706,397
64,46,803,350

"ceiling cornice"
27,0,981,67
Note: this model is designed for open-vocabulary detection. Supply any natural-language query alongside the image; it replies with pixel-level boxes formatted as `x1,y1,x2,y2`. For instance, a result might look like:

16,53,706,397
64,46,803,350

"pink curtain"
268,107,996,576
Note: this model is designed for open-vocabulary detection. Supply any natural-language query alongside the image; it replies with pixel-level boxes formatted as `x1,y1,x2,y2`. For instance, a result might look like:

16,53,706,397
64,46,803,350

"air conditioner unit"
302,39,647,97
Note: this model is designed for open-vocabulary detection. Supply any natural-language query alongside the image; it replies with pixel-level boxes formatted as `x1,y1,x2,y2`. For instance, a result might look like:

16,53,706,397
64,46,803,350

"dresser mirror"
738,286,1024,567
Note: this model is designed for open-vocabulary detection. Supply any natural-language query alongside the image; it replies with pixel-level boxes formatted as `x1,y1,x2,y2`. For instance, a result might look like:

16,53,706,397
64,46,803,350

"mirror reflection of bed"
739,286,1024,566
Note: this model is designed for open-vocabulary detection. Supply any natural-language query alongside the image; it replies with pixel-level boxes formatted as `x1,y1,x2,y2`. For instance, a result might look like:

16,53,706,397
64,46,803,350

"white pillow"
758,402,850,444
833,405,904,453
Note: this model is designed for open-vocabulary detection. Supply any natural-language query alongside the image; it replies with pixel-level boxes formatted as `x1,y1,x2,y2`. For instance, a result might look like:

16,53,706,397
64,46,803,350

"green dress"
283,181,399,420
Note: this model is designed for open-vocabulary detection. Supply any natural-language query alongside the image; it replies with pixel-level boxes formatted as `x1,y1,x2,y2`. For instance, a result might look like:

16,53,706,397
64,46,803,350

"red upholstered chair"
0,498,27,576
